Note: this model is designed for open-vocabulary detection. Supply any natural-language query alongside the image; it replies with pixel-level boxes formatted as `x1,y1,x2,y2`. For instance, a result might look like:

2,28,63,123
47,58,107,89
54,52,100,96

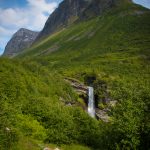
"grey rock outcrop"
3,28,39,57
64,78,88,95
36,0,132,41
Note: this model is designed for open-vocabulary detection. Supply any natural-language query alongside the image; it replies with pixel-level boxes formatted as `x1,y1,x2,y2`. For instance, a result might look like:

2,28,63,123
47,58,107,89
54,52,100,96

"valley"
0,0,150,149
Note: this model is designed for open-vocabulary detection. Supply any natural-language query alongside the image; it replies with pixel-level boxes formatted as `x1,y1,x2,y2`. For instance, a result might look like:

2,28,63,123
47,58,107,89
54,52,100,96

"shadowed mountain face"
3,28,39,57
36,0,132,41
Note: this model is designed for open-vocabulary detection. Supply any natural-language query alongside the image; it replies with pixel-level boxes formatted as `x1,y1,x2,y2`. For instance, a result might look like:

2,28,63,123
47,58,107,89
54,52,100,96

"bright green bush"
16,114,47,141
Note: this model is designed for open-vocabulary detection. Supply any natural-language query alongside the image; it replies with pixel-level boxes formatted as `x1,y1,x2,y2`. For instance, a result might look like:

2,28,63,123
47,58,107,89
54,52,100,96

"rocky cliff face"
36,0,132,41
3,28,39,57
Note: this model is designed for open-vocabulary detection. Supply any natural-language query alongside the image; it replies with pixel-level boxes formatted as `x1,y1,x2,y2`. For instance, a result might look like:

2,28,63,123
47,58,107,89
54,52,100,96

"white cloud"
0,26,15,36
0,0,58,54
0,8,26,28
0,0,57,30
27,0,57,14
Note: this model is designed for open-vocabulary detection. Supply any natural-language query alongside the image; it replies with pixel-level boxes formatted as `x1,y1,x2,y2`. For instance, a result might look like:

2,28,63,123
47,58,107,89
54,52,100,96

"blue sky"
0,0,149,55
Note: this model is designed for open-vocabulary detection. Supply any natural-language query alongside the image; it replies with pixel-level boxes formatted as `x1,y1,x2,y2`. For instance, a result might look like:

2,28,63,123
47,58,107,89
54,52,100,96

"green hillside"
0,2,150,150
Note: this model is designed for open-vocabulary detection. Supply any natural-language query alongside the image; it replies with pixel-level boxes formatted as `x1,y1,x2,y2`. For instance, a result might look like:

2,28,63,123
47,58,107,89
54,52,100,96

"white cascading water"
88,87,95,118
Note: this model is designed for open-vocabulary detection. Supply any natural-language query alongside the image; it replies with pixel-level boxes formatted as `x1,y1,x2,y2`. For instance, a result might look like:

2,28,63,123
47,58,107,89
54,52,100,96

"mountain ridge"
3,28,39,57
2,0,134,56
35,0,133,42
19,2,149,58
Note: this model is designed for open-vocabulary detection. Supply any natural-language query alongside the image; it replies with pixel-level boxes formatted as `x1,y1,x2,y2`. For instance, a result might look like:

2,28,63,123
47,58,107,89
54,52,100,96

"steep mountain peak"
18,28,29,31
3,28,39,57
36,0,132,41
17,28,32,33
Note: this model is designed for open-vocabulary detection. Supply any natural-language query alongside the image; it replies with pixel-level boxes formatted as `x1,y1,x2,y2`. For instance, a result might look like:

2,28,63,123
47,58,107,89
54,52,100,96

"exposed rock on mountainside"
36,0,132,41
3,28,39,57
65,78,88,95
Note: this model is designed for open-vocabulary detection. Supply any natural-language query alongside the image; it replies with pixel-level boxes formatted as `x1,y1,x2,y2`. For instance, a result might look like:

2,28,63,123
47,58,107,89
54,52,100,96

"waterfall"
88,87,95,118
